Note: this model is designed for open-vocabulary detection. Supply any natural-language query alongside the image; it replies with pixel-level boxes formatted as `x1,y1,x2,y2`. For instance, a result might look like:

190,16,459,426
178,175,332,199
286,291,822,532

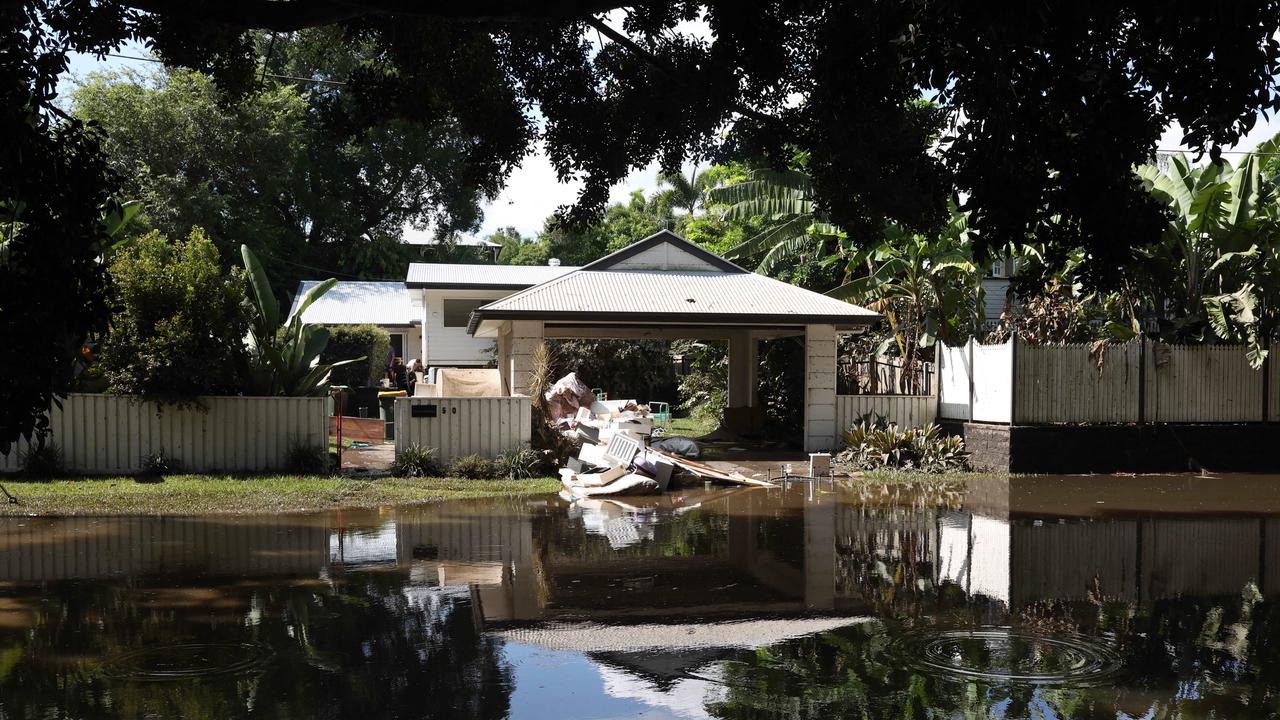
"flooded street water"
1,474,1278,718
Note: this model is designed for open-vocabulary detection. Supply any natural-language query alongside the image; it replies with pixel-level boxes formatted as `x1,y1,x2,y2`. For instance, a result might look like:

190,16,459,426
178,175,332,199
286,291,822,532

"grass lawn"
657,414,719,438
0,474,560,517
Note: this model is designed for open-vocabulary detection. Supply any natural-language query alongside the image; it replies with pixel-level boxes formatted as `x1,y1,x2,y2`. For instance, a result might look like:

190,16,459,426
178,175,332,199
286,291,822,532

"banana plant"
241,245,363,396
1134,135,1280,366
706,167,847,276
827,207,981,391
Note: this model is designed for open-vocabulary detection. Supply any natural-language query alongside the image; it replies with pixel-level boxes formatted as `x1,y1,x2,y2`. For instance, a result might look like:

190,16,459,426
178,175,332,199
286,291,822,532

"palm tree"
653,168,712,215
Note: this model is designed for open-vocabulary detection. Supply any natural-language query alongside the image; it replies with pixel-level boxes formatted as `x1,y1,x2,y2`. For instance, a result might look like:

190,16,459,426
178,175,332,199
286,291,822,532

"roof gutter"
467,309,881,335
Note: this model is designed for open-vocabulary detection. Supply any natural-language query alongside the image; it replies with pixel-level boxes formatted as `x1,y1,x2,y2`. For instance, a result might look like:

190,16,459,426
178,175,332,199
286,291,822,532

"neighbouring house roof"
495,617,871,653
405,262,579,289
288,281,417,327
468,231,880,334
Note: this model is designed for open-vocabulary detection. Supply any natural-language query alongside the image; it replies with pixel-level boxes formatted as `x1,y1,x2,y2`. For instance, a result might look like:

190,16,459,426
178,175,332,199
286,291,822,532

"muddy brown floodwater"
1,473,1278,718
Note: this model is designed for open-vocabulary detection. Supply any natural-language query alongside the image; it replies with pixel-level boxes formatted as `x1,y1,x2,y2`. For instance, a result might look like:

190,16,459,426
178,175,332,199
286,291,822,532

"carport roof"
468,231,880,334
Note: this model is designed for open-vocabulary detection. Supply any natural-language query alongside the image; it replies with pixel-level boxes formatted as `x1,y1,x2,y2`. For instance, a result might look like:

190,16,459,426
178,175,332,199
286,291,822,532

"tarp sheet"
435,368,504,397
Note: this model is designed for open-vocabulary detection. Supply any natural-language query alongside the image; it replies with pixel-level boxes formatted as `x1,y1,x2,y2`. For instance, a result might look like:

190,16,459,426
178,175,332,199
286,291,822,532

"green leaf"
241,244,279,330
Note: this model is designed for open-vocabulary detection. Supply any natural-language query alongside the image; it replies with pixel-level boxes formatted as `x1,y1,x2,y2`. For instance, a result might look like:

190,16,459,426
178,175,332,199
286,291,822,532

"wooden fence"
838,356,935,395
940,338,1280,424
0,394,328,474
394,396,532,462
835,395,936,434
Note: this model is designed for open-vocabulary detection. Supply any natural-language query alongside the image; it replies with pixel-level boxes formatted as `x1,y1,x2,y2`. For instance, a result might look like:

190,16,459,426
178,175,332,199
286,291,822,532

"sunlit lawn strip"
0,475,560,517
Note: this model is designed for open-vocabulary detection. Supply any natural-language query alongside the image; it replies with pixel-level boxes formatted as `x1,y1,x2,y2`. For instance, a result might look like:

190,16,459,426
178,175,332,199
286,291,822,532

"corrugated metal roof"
472,270,880,325
406,262,578,288
288,281,416,326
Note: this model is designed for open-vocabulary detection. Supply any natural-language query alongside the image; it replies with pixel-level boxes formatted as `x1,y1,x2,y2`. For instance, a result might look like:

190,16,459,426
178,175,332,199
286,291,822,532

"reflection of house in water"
926,477,1280,607
394,502,539,622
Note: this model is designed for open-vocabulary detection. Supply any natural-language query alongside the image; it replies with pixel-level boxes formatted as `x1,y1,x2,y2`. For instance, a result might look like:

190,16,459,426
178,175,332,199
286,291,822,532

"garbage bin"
379,396,396,441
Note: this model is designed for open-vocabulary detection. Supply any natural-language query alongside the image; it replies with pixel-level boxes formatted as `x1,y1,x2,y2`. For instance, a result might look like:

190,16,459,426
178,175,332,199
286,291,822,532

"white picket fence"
0,394,329,474
941,338,1280,424
394,396,531,462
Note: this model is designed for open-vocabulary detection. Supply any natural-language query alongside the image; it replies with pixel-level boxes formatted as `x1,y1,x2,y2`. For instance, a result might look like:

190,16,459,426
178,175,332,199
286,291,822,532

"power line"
102,53,348,87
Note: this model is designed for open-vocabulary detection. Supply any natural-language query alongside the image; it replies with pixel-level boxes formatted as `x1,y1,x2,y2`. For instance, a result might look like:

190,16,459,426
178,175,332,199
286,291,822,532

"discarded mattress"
559,470,660,497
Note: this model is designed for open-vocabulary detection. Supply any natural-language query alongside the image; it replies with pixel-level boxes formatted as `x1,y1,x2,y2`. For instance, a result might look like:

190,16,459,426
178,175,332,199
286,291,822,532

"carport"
468,231,880,451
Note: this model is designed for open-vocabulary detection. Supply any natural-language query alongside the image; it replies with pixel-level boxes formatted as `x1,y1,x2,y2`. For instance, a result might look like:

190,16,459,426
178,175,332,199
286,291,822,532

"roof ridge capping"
578,229,749,273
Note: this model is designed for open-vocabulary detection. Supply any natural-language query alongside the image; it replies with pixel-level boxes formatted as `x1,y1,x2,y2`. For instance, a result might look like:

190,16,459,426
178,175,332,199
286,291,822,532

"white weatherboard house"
294,230,879,450
289,265,577,367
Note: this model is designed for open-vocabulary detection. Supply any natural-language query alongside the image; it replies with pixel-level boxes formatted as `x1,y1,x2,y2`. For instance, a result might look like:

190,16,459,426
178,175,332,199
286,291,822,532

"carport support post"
804,324,838,452
508,320,545,397
725,329,758,434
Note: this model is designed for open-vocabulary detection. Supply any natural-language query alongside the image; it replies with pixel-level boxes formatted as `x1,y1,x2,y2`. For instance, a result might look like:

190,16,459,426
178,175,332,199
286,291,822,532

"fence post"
1137,335,1147,425
967,338,976,422
1009,333,1019,425
1263,348,1271,423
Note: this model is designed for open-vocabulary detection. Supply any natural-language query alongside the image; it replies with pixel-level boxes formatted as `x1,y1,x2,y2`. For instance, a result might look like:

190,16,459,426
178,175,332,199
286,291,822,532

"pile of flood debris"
544,373,776,498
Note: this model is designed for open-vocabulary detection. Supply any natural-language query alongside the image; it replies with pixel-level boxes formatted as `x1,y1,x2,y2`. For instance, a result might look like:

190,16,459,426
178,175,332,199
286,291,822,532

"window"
443,299,487,327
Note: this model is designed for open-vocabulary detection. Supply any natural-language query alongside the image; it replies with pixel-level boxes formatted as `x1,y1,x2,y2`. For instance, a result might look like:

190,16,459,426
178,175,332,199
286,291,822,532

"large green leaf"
725,215,811,261
241,244,279,331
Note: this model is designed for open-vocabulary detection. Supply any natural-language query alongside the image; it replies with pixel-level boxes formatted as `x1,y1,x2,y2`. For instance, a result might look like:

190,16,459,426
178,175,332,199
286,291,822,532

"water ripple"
900,627,1123,686
104,642,270,682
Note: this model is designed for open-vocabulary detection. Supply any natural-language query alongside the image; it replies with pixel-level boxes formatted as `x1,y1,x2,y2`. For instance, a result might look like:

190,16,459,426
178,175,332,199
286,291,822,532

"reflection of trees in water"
833,505,961,619
540,505,734,561
702,584,1280,718
0,573,512,719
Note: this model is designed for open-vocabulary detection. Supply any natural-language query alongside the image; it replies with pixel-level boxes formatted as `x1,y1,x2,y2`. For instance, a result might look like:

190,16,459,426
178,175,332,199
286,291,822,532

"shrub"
322,324,391,388
448,454,498,479
836,422,969,473
495,447,542,479
675,340,726,426
21,443,65,479
139,448,180,479
285,441,330,475
100,229,250,405
390,444,443,478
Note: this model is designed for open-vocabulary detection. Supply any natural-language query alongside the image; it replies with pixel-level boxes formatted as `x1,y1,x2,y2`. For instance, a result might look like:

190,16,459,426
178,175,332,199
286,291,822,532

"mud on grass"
0,475,560,517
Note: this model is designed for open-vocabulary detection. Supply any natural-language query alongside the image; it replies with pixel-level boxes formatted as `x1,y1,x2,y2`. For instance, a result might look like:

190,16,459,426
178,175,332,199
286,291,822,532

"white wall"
937,341,973,421
804,325,838,452
419,289,504,366
971,339,1013,423
0,394,328,474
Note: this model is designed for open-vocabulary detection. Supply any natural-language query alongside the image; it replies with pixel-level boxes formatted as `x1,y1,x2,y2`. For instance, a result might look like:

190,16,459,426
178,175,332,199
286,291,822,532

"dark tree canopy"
4,0,1280,448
